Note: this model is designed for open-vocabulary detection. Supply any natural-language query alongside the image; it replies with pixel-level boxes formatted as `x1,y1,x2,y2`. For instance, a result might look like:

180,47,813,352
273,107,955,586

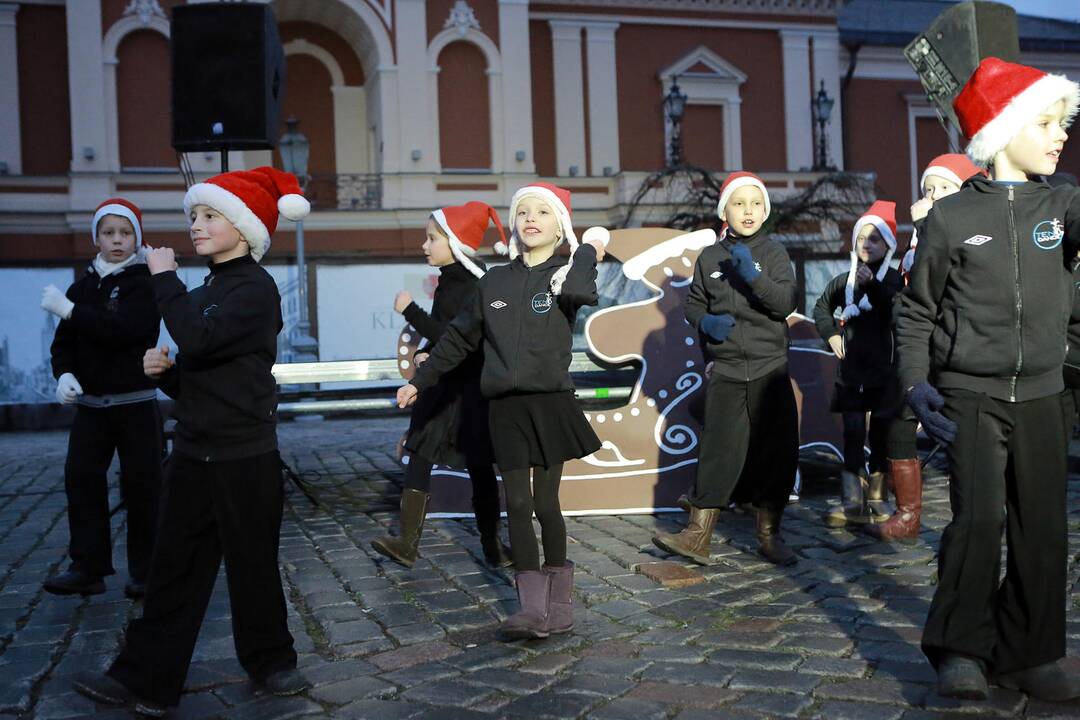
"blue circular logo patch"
1033,219,1063,250
531,292,552,314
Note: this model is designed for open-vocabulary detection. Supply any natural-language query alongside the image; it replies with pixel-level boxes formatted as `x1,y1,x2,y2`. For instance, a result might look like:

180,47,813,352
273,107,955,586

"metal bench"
272,352,633,415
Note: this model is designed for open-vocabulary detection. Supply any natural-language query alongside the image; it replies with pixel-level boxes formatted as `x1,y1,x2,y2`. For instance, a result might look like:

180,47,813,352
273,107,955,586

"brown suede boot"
542,561,574,634
824,470,871,527
371,489,429,568
756,505,797,566
866,471,894,522
675,494,692,512
652,505,721,565
864,458,922,543
499,570,551,640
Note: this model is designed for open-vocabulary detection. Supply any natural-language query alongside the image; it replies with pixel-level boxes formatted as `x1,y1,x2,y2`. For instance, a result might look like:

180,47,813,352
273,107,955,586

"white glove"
42,285,74,320
55,373,83,405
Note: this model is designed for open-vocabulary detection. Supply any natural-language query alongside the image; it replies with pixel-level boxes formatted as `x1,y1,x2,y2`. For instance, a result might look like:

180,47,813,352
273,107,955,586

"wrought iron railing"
305,173,382,211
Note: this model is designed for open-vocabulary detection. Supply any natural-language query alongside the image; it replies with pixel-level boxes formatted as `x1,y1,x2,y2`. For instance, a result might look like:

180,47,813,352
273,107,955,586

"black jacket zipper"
1008,186,1023,402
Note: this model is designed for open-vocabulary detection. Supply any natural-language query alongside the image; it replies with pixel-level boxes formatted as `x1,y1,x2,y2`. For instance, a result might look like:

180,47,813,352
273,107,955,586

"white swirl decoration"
653,372,702,455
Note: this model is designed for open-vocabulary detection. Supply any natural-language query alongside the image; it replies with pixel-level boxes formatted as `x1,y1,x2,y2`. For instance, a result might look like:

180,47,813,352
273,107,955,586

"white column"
499,0,534,173
394,0,435,173
584,20,619,176
332,85,369,173
811,28,844,169
0,4,21,175
66,0,110,206
724,98,743,170
549,20,586,177
779,29,813,172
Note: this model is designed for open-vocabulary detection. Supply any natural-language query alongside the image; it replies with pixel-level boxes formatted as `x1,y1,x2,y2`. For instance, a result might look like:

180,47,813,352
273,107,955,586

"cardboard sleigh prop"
396,227,844,515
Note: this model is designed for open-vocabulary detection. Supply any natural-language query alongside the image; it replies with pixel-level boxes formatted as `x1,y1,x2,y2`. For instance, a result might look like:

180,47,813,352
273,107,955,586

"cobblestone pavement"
1,416,1078,719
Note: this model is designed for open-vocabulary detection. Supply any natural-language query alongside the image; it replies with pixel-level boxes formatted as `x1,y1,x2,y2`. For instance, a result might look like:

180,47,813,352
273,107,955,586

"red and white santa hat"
92,198,143,248
431,201,507,279
716,171,771,222
842,200,897,322
919,153,985,190
502,182,604,295
183,166,310,262
953,57,1080,166
904,154,986,274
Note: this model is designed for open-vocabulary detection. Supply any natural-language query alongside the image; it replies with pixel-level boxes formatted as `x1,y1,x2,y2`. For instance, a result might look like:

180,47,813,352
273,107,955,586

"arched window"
116,30,172,169
437,41,491,171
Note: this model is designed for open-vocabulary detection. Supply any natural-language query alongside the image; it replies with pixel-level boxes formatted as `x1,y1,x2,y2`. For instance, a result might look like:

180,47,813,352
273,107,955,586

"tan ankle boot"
866,471,894,522
757,505,797,566
652,505,721,565
824,471,871,527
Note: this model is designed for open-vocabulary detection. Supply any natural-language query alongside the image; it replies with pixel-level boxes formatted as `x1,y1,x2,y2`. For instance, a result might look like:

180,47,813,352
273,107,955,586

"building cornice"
536,0,840,17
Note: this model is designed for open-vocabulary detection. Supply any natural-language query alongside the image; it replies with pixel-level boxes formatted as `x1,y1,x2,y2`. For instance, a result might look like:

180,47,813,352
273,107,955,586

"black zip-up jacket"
812,263,903,388
403,260,485,382
685,230,797,381
897,176,1080,402
411,245,598,398
50,262,160,395
152,254,283,462
404,260,485,353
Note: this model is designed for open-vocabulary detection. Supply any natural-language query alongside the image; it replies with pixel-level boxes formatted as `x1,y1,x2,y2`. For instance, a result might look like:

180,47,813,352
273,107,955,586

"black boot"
262,669,312,697
371,489,429,568
43,569,105,597
473,490,512,568
71,672,166,717
937,654,988,700
124,578,146,599
996,660,1080,702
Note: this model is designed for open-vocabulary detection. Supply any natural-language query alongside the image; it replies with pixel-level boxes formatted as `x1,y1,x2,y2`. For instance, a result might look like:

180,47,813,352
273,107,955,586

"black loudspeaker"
171,3,285,152
905,1,1020,133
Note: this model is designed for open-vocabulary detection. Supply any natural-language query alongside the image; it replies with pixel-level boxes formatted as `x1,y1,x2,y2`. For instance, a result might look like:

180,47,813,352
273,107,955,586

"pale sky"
992,0,1080,23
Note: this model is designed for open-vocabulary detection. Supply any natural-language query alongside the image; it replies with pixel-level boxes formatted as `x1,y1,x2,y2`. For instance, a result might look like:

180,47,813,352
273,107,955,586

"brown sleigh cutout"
416,227,843,515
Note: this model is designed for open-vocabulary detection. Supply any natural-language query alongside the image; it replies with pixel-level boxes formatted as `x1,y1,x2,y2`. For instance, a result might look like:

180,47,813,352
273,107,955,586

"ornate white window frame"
659,46,746,170
426,27,504,173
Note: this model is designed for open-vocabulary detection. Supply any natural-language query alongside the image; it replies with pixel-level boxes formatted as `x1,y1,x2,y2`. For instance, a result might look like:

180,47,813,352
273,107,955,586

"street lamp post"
812,80,835,171
664,78,688,168
278,117,319,364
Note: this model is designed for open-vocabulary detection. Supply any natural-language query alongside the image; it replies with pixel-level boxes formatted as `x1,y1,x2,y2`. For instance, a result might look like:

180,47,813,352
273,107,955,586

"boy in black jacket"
73,168,311,715
897,58,1080,701
652,172,800,566
398,183,607,640
813,201,906,529
42,198,162,599
373,201,511,568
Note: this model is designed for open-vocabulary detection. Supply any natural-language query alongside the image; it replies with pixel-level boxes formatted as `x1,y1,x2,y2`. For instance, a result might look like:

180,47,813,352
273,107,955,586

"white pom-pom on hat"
492,240,509,255
582,226,611,247
278,193,311,222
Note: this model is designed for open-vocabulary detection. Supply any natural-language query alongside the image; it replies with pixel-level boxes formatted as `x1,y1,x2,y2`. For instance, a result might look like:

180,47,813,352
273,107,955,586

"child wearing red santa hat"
374,201,512,569
897,57,1080,701
903,153,987,278
41,198,163,601
813,201,919,536
73,167,312,714
652,171,800,567
397,182,608,640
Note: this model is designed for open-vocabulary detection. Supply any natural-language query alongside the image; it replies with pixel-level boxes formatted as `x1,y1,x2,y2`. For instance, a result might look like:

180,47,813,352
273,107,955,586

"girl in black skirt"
812,201,914,530
373,202,512,569
398,182,607,640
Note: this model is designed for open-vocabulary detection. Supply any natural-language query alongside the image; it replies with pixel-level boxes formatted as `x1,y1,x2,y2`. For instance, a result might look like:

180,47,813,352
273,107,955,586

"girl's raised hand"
397,383,419,408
